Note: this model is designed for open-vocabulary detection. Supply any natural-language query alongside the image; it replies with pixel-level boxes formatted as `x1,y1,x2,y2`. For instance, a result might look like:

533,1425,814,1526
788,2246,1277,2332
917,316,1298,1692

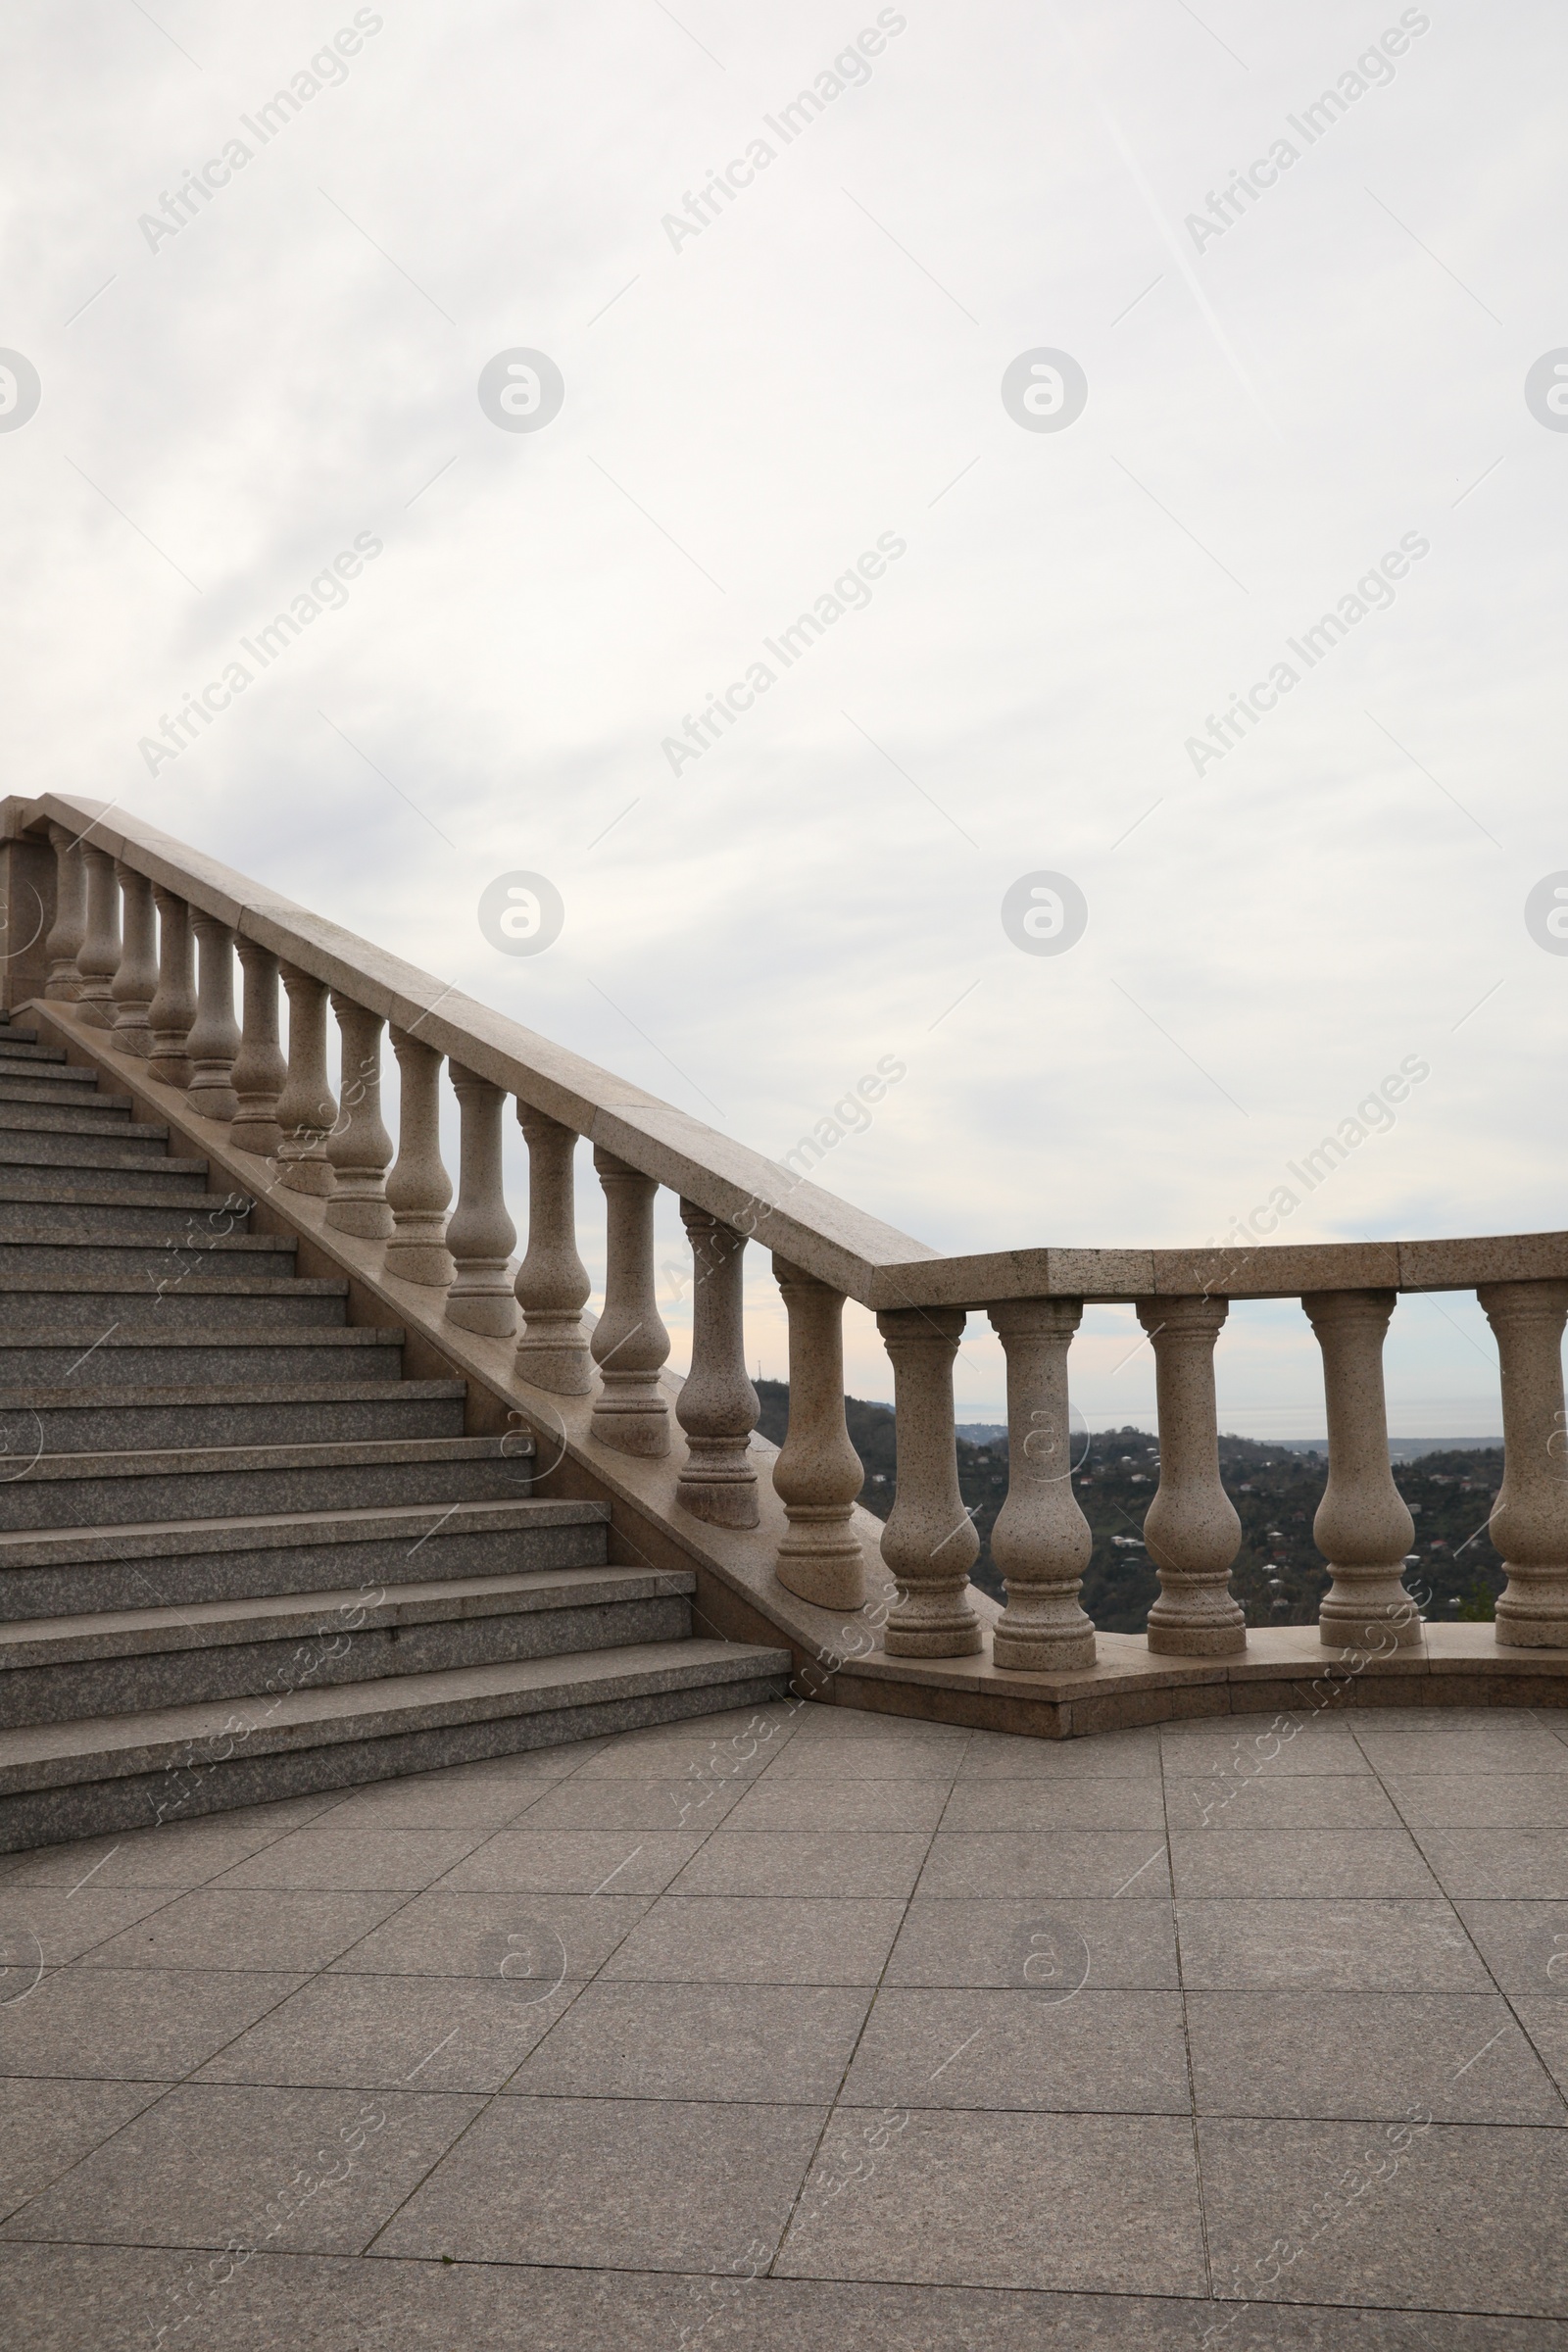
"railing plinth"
589,1148,667,1452
513,1104,592,1393
877,1304,983,1657
445,1068,517,1336
1138,1295,1247,1656
1480,1280,1568,1648
1304,1289,1419,1649
988,1298,1096,1671
675,1202,760,1528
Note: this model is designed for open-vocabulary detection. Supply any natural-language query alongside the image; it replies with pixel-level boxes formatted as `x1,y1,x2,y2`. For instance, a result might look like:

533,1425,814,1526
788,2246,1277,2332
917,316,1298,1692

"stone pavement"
1,1697,1565,2349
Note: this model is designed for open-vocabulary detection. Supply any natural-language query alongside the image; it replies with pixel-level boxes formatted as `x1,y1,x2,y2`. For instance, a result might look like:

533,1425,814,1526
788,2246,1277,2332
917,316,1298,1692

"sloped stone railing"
4,794,1567,1727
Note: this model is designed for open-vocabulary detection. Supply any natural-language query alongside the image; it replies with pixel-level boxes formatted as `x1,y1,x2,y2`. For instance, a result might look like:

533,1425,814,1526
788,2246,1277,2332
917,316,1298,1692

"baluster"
589,1148,668,1452
43,824,86,999
1303,1290,1417,1649
988,1298,1096,1670
1478,1281,1568,1647
148,890,195,1086
185,914,239,1119
675,1202,759,1526
325,995,393,1238
230,942,285,1155
877,1304,983,1656
514,1103,592,1390
445,1067,516,1334
385,1029,454,1286
110,863,157,1054
1138,1295,1247,1654
75,844,121,1026
275,966,337,1194
770,1257,865,1607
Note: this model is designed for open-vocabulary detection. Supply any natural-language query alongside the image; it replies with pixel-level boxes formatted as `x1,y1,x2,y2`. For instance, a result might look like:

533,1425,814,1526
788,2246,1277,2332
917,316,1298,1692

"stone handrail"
5,791,1566,1679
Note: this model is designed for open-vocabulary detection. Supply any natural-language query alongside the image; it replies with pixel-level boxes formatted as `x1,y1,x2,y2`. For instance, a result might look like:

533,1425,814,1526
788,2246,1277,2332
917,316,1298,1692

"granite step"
0,1432,535,1531
0,1379,470,1455
0,1125,184,1169
0,1274,344,1333
0,1040,65,1064
0,1635,794,1846
0,1057,98,1087
0,1563,689,1727
0,1326,406,1387
0,1233,293,1280
0,1180,250,1232
0,1091,141,1128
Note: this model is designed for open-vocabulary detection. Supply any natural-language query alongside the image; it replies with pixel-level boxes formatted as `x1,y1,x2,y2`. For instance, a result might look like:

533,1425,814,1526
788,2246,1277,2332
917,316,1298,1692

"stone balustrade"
14,798,1568,1678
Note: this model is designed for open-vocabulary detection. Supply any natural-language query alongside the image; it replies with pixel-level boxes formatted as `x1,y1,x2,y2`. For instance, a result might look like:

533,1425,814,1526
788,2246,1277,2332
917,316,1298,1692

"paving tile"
510,1980,871,2102
918,1832,1172,1899
956,1729,1161,1780
572,1709,798,1782
507,1775,747,1833
1169,1830,1440,1900
437,1829,706,1897
1452,1900,1568,2000
325,1889,646,1983
1512,1999,1568,2099
942,1781,1167,1832
773,2108,1206,2293
3,1823,293,1889
601,1896,905,1984
0,1886,178,1971
1200,2117,1568,2314
79,1889,405,1974
722,1778,951,1833
666,1832,928,1899
0,1967,302,2081
1163,1775,1400,1830
1412,1828,1568,1900
0,2079,165,2221
196,1972,573,2091
1381,1776,1568,1828
1186,1990,1565,2124
213,1829,489,1892
1355,1728,1568,1777
1157,1728,1372,1778
886,1896,1180,1990
0,2083,479,2256
1176,1900,1491,1991
842,1986,1191,2114
760,1738,964,1782
307,1773,556,1830
787,1708,968,1744
371,2094,825,2270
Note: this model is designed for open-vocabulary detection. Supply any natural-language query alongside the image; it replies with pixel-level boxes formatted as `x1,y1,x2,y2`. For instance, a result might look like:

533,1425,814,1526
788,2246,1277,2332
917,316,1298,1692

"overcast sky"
4,0,1563,1434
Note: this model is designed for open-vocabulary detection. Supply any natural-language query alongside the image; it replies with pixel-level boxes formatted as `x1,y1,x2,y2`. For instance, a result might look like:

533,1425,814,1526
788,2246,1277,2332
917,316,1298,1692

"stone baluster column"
988,1298,1096,1670
185,914,239,1119
325,996,394,1238
275,966,337,1193
110,864,158,1054
770,1257,865,1608
1302,1291,1418,1649
1138,1296,1247,1653
148,890,195,1085
589,1148,669,1450
1479,1280,1568,1647
514,1103,592,1390
385,1029,454,1286
43,823,86,1000
75,844,122,1026
675,1202,760,1526
445,1067,517,1334
877,1305,983,1657
230,942,286,1155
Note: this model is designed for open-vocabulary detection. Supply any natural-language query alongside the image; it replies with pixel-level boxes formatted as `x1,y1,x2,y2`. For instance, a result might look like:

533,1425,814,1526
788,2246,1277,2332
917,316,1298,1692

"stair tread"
0,1236,291,1262
0,1059,98,1083
0,1638,792,1779
0,1494,609,1563
0,1181,231,1206
0,1325,404,1349
3,1378,467,1410
0,1433,533,1484
0,1566,687,1660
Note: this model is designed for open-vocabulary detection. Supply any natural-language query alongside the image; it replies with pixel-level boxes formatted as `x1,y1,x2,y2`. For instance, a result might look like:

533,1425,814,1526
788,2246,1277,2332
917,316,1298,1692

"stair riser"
0,1097,137,1130
0,1063,99,1089
0,1454,535,1531
1,1394,469,1454
0,1670,790,1848
2,1290,341,1334
0,1519,608,1619
0,1240,289,1279
0,1197,253,1238
0,1338,404,1386
0,1596,693,1729
0,1045,63,1064
0,1134,180,1173
0,1079,128,1111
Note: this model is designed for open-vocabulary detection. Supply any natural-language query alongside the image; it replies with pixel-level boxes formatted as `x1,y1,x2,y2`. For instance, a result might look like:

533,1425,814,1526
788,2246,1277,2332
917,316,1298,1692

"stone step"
0,1495,606,1619
0,1378,470,1455
0,1026,39,1045
0,1325,405,1388
0,1274,343,1334
0,1564,691,1728
0,1127,182,1171
0,1432,535,1531
0,1040,64,1064
0,1181,250,1232
0,1231,295,1278
0,1056,98,1087
0,1635,793,1847
0,1091,140,1128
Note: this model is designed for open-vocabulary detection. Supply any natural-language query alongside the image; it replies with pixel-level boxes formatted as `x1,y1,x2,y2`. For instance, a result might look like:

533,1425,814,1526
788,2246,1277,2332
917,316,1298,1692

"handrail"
6,791,1564,1305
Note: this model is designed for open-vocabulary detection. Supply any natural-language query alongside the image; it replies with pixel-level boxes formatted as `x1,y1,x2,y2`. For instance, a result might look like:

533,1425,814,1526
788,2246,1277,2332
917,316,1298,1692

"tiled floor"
3,1699,1568,2349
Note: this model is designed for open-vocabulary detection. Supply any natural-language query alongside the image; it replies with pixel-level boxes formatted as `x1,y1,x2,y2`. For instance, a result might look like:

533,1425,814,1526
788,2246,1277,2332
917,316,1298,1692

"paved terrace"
1,1698,1565,2350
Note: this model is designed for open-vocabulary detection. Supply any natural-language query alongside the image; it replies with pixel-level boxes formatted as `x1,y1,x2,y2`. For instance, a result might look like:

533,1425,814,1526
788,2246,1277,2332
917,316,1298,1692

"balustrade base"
775,1512,863,1610
385,1239,457,1289
1494,1583,1568,1647
993,1623,1096,1672
446,1290,518,1339
590,1386,669,1457
324,1197,395,1241
229,1114,281,1156
514,1317,595,1396
677,1466,761,1530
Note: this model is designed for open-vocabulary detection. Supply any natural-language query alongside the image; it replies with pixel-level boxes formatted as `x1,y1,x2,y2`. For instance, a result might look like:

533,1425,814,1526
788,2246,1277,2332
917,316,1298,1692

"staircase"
0,1015,791,1849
